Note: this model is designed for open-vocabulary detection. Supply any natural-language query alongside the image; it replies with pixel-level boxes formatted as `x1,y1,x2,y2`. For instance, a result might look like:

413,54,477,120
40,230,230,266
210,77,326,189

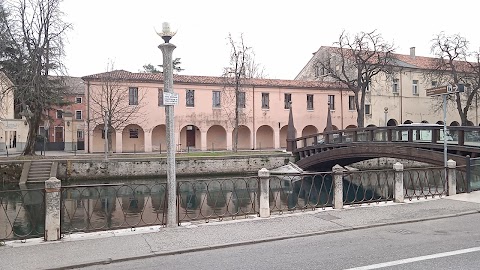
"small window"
238,92,246,108
328,95,335,110
365,104,371,115
348,96,355,111
129,87,139,105
431,81,437,87
158,89,164,106
284,93,292,109
129,129,139,138
261,93,269,109
212,91,221,108
75,97,82,104
393,79,399,93
186,89,195,107
307,94,314,110
412,80,419,95
77,130,83,139
314,66,319,78
75,110,82,120
56,110,63,119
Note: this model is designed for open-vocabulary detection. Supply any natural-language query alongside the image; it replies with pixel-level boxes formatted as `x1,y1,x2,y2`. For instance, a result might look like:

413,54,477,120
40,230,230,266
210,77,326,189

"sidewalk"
1,193,480,270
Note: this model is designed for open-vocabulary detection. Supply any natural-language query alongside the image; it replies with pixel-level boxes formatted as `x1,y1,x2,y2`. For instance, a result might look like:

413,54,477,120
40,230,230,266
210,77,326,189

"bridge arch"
256,125,274,149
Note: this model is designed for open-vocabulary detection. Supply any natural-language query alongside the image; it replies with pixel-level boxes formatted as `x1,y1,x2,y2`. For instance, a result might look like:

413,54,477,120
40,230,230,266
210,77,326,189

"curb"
47,210,480,270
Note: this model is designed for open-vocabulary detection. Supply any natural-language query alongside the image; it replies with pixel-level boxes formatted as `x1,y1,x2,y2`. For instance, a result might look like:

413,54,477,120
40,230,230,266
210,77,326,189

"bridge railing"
290,125,480,150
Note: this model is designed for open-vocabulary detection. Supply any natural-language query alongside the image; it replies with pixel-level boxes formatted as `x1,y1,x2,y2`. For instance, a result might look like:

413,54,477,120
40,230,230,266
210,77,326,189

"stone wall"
350,158,430,170
56,154,294,180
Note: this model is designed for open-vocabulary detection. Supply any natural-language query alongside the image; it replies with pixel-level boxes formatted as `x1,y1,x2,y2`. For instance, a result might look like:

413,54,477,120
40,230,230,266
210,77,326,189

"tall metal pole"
158,23,177,227
443,94,448,182
104,110,108,161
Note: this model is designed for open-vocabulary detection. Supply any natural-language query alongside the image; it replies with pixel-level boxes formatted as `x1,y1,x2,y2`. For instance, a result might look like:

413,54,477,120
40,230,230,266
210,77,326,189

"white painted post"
332,165,344,209
393,162,404,203
258,168,270,218
447,159,457,196
44,177,61,241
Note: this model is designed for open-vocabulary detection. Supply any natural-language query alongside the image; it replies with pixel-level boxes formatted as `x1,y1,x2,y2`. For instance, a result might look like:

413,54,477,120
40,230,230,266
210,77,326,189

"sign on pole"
426,84,465,96
163,92,179,105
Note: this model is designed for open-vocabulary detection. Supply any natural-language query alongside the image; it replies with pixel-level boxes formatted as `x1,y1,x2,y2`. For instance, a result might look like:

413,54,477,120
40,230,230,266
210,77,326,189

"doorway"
186,126,195,147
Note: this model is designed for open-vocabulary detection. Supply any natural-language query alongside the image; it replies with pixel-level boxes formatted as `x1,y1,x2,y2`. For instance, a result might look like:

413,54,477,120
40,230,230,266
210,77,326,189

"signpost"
163,92,179,106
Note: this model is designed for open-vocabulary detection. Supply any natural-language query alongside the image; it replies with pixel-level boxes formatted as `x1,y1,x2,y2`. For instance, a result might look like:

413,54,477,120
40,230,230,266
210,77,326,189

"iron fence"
61,183,167,234
177,177,259,223
0,188,45,242
404,166,446,200
343,169,395,205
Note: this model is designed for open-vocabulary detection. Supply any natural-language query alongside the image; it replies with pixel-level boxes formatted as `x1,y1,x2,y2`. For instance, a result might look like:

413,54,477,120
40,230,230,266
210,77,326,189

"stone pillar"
201,131,207,151
144,131,152,152
447,159,457,196
115,131,122,153
226,130,233,151
258,168,270,218
63,112,74,151
45,177,61,241
273,129,280,149
393,162,404,203
332,164,344,209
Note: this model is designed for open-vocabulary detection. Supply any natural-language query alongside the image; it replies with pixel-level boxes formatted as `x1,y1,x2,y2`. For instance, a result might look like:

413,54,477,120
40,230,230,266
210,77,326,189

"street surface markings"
345,246,480,270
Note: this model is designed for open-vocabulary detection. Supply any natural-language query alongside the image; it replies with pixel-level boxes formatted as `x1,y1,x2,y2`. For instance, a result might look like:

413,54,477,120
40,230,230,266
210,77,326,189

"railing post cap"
393,162,404,171
332,164,345,173
45,177,61,188
258,168,270,177
447,159,456,168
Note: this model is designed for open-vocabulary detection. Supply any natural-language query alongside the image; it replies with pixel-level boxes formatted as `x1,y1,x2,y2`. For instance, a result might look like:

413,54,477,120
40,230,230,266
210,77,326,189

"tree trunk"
23,116,40,155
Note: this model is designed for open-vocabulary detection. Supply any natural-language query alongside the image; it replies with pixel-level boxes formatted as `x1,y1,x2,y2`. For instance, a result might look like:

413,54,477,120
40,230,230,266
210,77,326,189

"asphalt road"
80,213,480,270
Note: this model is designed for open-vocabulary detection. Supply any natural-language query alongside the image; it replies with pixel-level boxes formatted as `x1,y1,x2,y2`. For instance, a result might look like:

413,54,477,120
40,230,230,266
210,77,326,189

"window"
186,89,195,107
328,95,335,110
365,104,371,115
393,79,399,93
348,96,355,110
412,80,419,95
75,110,82,120
212,91,221,108
129,129,139,138
129,87,138,105
56,110,63,119
261,93,269,109
75,97,82,104
77,130,83,139
238,92,246,108
431,81,438,87
307,94,314,110
284,93,292,109
158,89,164,106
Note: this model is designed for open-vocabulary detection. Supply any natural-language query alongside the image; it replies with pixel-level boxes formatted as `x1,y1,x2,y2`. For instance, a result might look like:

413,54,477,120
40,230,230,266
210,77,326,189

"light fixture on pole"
44,121,50,156
384,107,388,127
158,22,177,227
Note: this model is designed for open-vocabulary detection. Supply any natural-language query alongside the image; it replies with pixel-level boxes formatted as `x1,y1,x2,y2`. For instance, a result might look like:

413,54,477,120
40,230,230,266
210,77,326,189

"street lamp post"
104,110,108,161
384,107,388,127
44,121,50,156
158,22,177,227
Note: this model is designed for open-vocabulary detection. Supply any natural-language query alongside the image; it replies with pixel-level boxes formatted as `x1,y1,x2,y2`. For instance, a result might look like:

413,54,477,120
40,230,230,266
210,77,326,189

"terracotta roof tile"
82,70,347,90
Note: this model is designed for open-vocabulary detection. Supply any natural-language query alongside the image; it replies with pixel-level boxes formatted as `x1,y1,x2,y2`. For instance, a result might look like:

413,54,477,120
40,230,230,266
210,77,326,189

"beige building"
82,70,359,153
296,46,469,127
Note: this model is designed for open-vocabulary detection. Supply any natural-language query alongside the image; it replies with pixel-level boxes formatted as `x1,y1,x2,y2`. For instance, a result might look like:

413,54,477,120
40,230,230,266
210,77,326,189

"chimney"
410,47,416,57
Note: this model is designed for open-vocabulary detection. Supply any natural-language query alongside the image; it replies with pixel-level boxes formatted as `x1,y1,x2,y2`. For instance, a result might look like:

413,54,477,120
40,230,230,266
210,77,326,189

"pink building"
82,70,357,153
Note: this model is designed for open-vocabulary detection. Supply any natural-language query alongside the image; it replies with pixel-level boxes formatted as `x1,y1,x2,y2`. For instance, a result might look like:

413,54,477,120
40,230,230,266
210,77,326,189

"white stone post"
393,162,404,203
45,177,61,241
447,159,457,196
258,168,270,218
332,165,344,209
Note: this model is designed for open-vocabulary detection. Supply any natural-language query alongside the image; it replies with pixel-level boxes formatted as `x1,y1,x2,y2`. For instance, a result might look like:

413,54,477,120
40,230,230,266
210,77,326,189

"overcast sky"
61,0,480,80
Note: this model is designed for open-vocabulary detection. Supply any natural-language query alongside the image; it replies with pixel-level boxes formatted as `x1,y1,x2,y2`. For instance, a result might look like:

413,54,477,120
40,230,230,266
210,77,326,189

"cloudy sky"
61,0,480,80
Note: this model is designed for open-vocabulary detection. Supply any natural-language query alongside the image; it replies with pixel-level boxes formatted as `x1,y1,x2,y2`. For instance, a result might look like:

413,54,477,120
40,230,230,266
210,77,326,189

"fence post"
44,177,61,241
447,159,457,196
332,164,344,209
258,168,270,218
393,162,404,203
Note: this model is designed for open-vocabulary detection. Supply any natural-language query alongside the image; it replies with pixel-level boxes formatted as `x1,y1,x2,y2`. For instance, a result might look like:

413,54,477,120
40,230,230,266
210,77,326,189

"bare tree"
428,32,478,126
88,64,146,153
315,30,395,127
0,0,71,155
222,33,264,152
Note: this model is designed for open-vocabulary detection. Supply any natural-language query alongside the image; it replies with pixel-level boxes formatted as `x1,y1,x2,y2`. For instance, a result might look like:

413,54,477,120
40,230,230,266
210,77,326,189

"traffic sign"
426,84,465,96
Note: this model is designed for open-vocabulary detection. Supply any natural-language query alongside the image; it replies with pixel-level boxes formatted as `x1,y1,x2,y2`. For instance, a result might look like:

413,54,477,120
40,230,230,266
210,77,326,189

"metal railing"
403,166,446,200
343,169,395,204
0,188,45,241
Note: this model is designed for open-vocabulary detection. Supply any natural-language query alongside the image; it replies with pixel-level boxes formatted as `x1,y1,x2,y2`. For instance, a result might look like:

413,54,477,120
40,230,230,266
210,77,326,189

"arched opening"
122,124,145,152
92,124,116,153
345,125,357,129
421,120,429,123
436,121,444,125
387,119,398,126
325,125,339,131
152,125,166,152
279,125,289,148
302,125,318,137
207,125,227,150
233,125,251,150
403,120,413,124
180,125,201,151
450,121,460,126
366,124,377,128
467,121,474,126
256,125,274,149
